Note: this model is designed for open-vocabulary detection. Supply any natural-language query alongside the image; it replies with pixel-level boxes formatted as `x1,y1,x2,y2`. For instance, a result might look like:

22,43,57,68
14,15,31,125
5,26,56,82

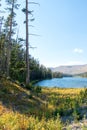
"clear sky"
1,0,87,67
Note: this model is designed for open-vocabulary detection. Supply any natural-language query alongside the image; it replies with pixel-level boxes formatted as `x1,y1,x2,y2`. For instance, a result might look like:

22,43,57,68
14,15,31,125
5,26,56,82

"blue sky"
1,0,87,67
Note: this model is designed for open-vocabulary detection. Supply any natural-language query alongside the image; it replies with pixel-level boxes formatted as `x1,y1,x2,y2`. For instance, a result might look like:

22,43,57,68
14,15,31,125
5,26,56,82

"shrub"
34,86,42,93
26,83,33,90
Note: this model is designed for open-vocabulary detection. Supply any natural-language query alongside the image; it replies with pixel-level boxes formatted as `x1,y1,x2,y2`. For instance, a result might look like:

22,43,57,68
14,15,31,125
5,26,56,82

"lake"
35,77,87,88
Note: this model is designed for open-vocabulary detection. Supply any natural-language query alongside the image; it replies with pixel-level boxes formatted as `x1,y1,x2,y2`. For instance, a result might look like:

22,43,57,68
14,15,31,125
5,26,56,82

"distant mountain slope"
51,64,87,75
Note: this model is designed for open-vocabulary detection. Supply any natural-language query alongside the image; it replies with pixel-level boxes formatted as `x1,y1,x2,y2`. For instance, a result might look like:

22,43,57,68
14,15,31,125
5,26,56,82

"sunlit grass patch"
0,111,63,130
42,88,84,95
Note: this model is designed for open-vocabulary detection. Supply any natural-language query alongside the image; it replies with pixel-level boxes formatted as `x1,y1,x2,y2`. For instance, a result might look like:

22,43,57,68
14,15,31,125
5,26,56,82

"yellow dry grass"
42,88,84,95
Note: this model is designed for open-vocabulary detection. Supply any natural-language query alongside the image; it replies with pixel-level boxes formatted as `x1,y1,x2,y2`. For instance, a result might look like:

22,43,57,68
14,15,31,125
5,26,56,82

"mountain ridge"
51,64,87,75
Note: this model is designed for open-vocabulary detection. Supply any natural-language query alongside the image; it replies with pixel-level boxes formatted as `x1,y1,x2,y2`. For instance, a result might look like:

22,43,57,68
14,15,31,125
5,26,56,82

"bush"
26,83,33,90
34,86,42,93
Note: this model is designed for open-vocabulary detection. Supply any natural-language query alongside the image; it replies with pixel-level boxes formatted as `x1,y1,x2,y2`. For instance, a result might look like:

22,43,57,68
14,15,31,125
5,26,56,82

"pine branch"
29,2,40,6
29,45,37,49
29,25,34,27
29,33,41,37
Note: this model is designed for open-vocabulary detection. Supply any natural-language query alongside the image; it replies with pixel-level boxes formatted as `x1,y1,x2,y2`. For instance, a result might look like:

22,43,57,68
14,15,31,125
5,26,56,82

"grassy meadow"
0,78,87,129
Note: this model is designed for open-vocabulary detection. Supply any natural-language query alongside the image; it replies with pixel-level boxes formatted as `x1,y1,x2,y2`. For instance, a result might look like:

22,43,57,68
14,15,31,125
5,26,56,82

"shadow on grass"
0,78,49,118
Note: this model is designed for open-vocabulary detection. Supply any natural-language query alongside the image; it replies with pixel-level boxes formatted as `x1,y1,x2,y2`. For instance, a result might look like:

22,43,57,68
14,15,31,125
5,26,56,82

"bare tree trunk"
0,17,3,73
0,17,3,35
26,0,30,85
7,0,14,77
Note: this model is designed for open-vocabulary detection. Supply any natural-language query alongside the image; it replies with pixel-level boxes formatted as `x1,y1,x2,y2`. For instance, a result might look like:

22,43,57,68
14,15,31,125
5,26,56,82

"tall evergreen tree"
22,1,38,85
25,0,30,85
5,0,18,77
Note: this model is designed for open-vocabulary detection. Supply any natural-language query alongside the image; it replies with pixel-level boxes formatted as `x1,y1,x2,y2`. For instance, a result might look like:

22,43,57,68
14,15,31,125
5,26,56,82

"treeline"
0,37,51,81
10,41,53,82
52,72,63,78
76,72,87,78
0,37,62,83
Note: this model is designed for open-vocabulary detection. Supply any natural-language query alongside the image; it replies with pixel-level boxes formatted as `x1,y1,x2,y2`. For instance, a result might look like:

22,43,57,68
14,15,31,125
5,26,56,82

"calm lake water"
35,77,87,88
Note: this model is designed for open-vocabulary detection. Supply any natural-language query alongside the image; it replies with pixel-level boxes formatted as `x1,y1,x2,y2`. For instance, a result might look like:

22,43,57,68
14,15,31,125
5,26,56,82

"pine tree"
5,0,19,77
25,0,30,85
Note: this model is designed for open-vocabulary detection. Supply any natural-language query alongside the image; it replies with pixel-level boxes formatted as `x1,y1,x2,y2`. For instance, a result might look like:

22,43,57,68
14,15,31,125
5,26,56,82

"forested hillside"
0,0,55,84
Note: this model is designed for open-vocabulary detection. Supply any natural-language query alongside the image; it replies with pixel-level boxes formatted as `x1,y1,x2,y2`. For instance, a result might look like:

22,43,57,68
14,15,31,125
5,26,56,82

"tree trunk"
7,0,14,77
26,0,30,85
